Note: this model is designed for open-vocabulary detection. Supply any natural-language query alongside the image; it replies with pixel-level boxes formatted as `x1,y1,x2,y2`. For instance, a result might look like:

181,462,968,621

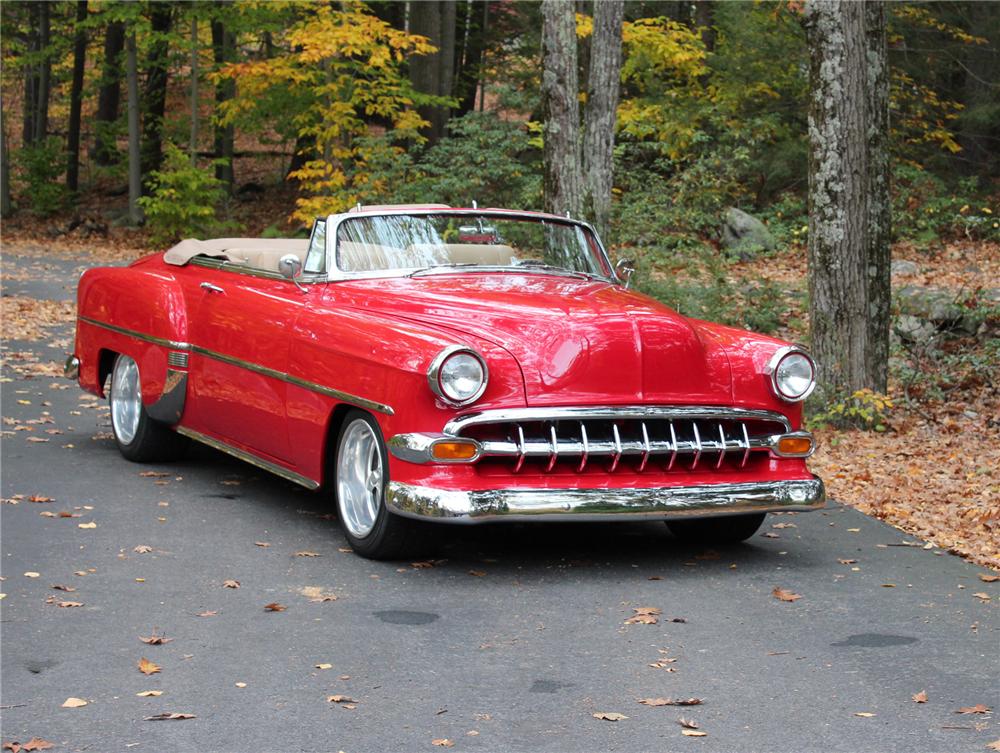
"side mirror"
278,254,302,280
615,258,636,289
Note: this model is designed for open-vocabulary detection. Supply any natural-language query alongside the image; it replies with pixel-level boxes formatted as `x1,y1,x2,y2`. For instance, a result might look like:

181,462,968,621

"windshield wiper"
511,261,598,280
408,262,480,277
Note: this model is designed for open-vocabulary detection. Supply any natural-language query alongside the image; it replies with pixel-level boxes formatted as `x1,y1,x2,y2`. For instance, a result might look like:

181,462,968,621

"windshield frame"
322,208,618,284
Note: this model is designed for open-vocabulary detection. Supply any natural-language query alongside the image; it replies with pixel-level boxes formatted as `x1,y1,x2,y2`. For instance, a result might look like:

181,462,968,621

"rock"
721,208,775,259
890,259,919,277
894,314,936,343
895,285,981,336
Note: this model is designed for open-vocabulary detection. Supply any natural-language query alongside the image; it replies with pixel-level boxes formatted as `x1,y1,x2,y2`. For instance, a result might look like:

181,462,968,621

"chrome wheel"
111,355,142,446
336,418,384,538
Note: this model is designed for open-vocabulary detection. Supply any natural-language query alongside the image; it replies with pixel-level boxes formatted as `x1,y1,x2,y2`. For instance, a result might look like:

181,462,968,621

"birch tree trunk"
582,0,623,239
126,30,143,224
541,0,582,217
67,0,88,192
803,0,890,395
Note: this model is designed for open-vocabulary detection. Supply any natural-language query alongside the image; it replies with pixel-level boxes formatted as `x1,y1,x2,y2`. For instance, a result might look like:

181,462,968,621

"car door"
182,264,308,464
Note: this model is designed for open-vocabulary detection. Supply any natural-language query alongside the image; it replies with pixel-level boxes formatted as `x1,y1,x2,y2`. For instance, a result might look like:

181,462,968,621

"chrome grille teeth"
474,414,785,474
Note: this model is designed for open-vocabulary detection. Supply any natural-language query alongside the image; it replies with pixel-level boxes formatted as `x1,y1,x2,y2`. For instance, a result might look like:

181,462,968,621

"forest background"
1,0,998,567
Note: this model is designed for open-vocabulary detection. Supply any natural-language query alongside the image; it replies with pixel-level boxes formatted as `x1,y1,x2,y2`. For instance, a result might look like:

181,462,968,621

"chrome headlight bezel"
427,345,489,406
765,345,816,403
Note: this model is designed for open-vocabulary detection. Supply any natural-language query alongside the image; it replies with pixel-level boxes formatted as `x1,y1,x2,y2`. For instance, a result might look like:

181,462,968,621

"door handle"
200,282,225,294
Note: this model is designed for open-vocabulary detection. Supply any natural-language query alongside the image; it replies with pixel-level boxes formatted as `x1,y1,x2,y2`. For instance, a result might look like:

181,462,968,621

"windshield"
336,214,608,277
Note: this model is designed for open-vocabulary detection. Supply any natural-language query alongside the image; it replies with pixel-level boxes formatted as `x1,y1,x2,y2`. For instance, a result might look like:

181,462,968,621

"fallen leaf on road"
299,586,338,602
411,561,434,568
315,663,333,670
762,532,780,538
139,471,170,478
264,602,286,612
854,712,876,718
57,601,83,608
625,606,661,625
772,587,802,602
972,592,991,602
140,632,172,645
195,610,218,617
431,740,455,748
77,522,96,529
639,698,702,707
327,695,357,704
682,730,707,737
338,547,353,553
136,690,162,697
222,580,240,589
51,584,75,592
138,658,161,675
913,691,928,703
144,713,195,721
61,697,88,708
235,682,247,688
838,558,858,565
133,545,153,554
254,542,270,548
772,522,796,529
677,718,699,729
39,511,56,518
979,574,999,582
3,740,54,753
28,495,53,503
295,551,321,557
593,712,627,721
957,705,991,715
987,740,1000,751
24,572,40,578
468,570,486,577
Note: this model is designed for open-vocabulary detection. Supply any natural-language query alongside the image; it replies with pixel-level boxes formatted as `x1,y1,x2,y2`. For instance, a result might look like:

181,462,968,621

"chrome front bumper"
385,475,825,524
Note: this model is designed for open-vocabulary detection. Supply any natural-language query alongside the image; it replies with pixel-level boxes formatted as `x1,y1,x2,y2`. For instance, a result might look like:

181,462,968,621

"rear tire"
666,513,766,544
109,354,188,462
334,409,428,560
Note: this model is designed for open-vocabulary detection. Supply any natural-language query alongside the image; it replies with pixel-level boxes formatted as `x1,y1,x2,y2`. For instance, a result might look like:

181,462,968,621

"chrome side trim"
146,368,187,424
64,355,81,379
445,406,793,435
385,476,826,524
190,256,326,284
79,316,393,415
79,316,191,351
167,350,189,368
175,426,320,490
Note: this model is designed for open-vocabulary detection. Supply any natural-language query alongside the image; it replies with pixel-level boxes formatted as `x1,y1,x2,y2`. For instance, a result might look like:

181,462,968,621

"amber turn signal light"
777,436,813,455
431,440,479,461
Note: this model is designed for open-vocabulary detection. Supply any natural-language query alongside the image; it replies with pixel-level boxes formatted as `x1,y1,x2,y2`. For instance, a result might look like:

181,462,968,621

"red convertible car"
68,205,824,558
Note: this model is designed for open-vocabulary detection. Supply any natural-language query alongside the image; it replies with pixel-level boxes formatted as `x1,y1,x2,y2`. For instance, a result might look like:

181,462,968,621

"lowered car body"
69,205,824,558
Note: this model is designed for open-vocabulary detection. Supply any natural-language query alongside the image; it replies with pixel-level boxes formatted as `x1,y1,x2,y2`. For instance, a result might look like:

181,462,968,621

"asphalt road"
1,251,997,753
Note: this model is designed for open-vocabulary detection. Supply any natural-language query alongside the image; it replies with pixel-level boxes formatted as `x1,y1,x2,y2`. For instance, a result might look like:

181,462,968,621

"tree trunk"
582,0,623,239
694,1,716,53
94,20,125,165
190,16,199,162
803,0,890,395
22,2,39,146
541,0,582,217
1,104,12,216
409,0,456,144
140,2,173,183
212,12,235,190
33,1,51,145
126,30,143,224
454,0,487,118
67,0,89,192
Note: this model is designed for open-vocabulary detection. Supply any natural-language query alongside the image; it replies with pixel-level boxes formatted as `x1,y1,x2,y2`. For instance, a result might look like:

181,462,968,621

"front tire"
109,354,187,462
335,410,422,560
666,513,767,544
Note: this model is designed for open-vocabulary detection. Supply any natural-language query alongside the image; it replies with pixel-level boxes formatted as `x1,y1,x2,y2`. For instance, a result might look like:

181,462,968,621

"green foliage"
809,389,895,431
14,137,68,216
137,143,237,245
893,164,999,244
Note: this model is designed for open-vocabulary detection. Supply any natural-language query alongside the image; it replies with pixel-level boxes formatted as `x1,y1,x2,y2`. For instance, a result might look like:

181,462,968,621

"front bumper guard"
386,475,825,524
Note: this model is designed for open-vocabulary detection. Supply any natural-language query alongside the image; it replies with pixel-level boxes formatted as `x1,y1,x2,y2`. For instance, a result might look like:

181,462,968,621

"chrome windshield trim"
176,427,320,489
79,316,392,415
323,208,616,283
190,256,327,284
386,476,826,524
79,316,191,350
445,406,793,436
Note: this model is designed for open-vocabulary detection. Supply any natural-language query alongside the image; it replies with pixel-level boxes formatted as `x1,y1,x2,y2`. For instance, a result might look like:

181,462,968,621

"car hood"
336,274,734,406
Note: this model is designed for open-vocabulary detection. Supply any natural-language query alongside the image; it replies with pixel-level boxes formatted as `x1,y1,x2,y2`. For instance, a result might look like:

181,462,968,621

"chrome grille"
446,407,790,474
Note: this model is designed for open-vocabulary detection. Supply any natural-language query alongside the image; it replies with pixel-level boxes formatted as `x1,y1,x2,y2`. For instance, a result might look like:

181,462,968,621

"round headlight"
428,347,488,406
767,347,816,402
